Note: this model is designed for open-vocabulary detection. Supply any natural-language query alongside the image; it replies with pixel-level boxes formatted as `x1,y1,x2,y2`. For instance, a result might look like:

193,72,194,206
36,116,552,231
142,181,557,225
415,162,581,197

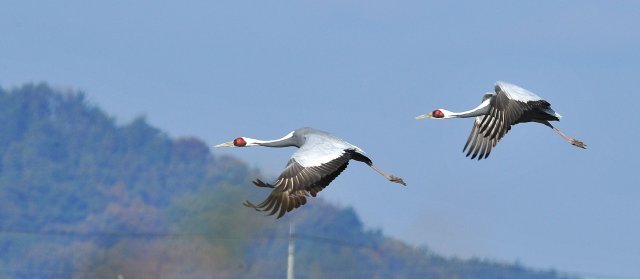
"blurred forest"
0,84,574,278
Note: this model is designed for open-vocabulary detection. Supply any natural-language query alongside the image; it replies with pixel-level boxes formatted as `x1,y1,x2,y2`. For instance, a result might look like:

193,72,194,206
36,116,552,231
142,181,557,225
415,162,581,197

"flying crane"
215,127,406,218
416,81,586,160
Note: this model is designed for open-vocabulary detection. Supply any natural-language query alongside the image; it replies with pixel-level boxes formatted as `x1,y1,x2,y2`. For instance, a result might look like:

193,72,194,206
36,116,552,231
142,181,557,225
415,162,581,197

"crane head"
215,137,249,147
415,109,450,120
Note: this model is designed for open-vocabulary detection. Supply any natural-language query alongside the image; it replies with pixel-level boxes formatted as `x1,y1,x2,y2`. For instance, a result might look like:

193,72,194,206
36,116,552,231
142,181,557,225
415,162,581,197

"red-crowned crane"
215,127,406,218
416,81,586,160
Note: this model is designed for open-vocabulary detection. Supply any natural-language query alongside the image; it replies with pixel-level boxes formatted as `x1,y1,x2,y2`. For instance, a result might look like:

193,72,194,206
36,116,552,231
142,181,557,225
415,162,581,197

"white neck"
245,131,295,147
446,98,491,118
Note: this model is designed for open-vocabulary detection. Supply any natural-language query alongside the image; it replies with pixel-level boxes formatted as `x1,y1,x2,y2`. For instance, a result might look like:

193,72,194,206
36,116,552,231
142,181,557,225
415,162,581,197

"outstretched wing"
463,83,550,160
244,135,355,218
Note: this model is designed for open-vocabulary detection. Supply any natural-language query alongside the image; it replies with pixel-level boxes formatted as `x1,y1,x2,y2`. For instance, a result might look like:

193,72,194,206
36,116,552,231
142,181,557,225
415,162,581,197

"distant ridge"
0,83,574,279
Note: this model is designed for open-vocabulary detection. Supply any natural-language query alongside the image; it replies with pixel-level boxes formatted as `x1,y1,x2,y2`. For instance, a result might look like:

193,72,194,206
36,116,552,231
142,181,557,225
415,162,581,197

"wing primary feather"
262,194,280,212
267,196,282,216
478,113,491,129
480,135,492,160
467,129,481,157
243,200,263,212
478,137,488,160
484,138,496,159
471,134,484,160
244,151,354,218
277,198,289,218
489,110,502,140
463,122,478,152
252,179,275,188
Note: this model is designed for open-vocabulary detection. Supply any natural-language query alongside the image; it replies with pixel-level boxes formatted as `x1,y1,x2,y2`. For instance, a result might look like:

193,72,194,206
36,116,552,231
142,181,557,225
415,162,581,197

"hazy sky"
2,1,639,277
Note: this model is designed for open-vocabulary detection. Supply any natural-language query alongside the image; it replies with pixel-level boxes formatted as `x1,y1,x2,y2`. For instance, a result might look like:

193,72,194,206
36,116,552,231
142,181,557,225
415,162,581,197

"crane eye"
233,137,247,147
433,109,444,118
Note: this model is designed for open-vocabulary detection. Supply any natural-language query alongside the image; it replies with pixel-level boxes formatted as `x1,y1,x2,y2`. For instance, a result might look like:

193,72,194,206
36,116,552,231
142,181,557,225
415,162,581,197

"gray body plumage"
287,127,365,167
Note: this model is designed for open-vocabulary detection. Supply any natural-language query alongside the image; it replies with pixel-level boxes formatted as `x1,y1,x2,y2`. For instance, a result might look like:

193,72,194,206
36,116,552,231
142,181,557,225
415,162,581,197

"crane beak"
415,113,432,120
214,141,235,148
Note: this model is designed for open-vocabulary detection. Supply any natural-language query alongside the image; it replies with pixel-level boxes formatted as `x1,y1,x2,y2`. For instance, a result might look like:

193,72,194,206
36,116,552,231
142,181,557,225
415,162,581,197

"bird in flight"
215,127,406,218
416,81,586,160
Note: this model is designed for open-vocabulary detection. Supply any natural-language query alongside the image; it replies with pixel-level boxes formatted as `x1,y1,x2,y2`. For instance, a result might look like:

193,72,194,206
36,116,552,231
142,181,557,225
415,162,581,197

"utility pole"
287,223,295,279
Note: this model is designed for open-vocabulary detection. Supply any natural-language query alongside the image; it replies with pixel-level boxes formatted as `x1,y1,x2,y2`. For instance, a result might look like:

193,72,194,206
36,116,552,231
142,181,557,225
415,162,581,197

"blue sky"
1,1,639,277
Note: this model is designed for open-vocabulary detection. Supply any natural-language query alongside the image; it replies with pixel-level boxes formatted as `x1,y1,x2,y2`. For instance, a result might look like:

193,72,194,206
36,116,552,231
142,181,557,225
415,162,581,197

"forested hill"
0,83,573,279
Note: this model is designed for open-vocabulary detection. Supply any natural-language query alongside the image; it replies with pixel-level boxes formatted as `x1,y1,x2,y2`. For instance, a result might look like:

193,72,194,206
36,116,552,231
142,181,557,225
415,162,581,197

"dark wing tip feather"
244,153,352,219
463,122,477,152
464,92,528,160
243,200,263,211
252,179,275,188
278,195,290,218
